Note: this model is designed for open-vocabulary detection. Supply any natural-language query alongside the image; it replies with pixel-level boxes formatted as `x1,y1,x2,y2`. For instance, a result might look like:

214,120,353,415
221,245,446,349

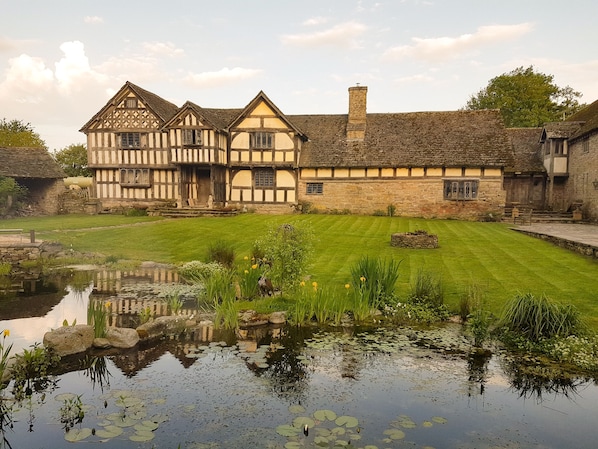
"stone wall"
298,177,506,219
566,133,598,221
0,242,42,265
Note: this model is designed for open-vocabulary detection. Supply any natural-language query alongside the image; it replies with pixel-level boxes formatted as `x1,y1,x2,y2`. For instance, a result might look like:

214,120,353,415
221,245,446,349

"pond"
0,269,597,449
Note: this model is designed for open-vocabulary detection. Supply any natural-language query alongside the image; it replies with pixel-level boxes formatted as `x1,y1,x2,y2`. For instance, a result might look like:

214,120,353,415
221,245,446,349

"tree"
54,144,91,177
0,118,46,148
0,175,28,216
464,66,585,127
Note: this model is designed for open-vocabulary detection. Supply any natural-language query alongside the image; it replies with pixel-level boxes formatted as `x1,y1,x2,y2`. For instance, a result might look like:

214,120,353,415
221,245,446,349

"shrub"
0,175,28,217
387,204,396,217
178,261,227,284
498,292,585,343
255,223,314,294
207,240,235,268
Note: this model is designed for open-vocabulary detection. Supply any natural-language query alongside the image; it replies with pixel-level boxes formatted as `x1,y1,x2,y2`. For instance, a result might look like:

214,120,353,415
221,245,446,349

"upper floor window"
582,137,590,153
125,98,138,108
120,132,141,148
183,129,202,146
254,168,274,188
444,180,478,200
554,139,565,155
251,132,274,149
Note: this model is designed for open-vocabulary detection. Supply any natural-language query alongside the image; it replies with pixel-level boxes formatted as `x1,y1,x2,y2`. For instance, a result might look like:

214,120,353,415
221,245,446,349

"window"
444,180,478,200
554,139,564,155
120,168,150,186
125,98,138,108
582,137,590,154
254,168,274,188
183,129,202,146
306,182,323,195
251,132,274,149
120,132,141,148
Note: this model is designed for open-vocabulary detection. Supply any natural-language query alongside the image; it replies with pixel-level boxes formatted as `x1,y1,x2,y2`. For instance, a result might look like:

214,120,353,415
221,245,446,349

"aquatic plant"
0,330,12,389
11,343,60,399
138,306,153,324
349,256,401,308
87,299,110,338
165,291,183,315
178,260,226,284
238,256,263,299
58,393,84,431
498,292,585,342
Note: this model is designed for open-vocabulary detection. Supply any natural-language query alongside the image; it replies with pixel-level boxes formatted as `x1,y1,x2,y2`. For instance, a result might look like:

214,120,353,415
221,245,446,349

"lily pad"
64,427,93,442
314,409,337,421
276,424,301,437
285,442,301,449
335,415,359,428
293,416,315,428
95,425,124,438
383,428,406,440
422,420,434,427
55,393,78,402
431,416,448,424
129,430,155,442
288,405,306,414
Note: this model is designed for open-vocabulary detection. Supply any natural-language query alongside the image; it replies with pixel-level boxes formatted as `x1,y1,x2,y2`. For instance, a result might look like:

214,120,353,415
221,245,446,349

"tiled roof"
506,128,544,173
566,98,598,139
541,121,583,140
290,110,513,168
0,147,66,178
126,82,179,122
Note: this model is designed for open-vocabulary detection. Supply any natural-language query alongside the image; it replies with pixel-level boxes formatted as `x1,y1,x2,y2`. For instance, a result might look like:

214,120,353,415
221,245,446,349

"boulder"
106,327,139,349
93,337,112,349
43,325,94,357
136,316,188,341
269,311,287,325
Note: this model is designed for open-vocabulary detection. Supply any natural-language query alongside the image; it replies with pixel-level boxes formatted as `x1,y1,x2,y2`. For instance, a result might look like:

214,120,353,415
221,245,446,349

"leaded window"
254,168,275,188
444,180,478,200
120,132,141,148
251,132,274,149
306,182,323,195
183,129,202,146
120,168,150,186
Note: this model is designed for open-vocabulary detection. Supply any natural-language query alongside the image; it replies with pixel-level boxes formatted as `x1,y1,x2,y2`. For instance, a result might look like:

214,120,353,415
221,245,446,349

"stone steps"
148,207,239,218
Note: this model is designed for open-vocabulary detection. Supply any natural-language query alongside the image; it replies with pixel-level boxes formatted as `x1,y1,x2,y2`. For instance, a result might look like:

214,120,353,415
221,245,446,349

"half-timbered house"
81,82,516,219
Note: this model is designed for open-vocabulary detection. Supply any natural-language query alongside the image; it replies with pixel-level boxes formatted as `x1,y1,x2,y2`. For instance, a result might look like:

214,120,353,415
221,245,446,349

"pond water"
1,270,597,449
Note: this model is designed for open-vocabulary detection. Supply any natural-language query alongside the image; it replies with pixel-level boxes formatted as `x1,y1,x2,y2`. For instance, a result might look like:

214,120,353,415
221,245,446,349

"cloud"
302,16,328,26
383,23,533,62
281,21,367,48
142,41,185,57
184,67,262,88
84,16,103,24
0,54,54,103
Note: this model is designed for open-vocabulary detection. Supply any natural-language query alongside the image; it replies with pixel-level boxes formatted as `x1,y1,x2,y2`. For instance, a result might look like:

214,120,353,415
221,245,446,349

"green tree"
464,66,585,127
0,118,46,148
54,144,91,177
0,175,28,216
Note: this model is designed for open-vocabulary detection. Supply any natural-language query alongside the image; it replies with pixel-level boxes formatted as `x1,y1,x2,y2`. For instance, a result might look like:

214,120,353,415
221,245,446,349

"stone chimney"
347,85,367,141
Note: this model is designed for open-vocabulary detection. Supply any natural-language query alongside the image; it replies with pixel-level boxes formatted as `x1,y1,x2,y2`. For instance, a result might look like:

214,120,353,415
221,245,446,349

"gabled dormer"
163,101,231,166
540,122,583,176
227,91,306,167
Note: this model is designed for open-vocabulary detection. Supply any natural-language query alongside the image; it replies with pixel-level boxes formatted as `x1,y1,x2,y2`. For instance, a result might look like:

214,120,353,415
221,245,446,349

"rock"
106,327,139,348
43,325,94,356
93,338,112,349
269,311,287,324
136,316,188,341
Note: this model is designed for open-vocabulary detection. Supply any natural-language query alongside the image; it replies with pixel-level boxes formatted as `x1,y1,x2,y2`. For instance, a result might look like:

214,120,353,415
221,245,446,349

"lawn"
3,214,598,327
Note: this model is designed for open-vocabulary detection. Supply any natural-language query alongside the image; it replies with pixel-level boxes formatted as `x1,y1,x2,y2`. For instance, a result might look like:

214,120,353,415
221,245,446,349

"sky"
1,0,598,152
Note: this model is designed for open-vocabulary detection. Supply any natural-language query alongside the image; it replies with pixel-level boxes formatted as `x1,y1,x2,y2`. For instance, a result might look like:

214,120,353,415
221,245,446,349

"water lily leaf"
334,440,348,446
335,415,358,428
431,416,447,424
314,409,337,421
331,427,346,436
130,430,155,442
422,421,433,427
293,416,315,429
64,428,92,442
314,436,330,446
383,428,406,440
116,396,142,407
55,393,78,402
315,428,331,437
288,405,306,414
149,414,169,423
285,442,301,449
111,416,138,427
364,446,379,449
276,424,301,437
141,420,160,430
134,422,157,432
95,425,124,438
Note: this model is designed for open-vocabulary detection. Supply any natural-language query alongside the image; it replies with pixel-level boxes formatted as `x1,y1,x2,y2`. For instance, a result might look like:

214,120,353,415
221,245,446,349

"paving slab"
514,223,598,248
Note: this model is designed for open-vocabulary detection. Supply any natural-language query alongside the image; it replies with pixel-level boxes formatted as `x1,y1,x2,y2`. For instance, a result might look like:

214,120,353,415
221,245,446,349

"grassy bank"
3,214,598,327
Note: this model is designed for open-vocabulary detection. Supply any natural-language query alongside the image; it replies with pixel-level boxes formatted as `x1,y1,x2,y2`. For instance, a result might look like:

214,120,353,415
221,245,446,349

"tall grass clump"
349,256,401,309
206,240,235,268
289,282,346,326
87,299,110,338
498,292,584,343
0,330,13,388
463,284,491,348
237,256,264,300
